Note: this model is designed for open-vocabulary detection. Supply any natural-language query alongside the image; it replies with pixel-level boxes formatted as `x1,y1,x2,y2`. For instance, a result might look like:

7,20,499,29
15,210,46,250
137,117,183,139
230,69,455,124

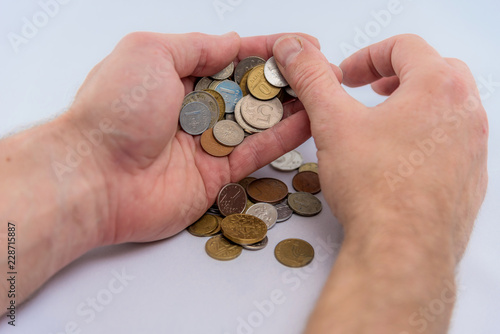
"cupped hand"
273,34,488,260
66,32,320,245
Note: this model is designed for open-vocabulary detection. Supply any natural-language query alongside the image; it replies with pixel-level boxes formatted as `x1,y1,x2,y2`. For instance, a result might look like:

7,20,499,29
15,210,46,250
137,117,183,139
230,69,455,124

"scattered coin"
264,56,288,88
238,177,257,190
225,113,236,122
241,95,283,130
274,238,314,268
271,150,304,171
246,203,278,230
206,235,242,261
288,192,322,217
239,70,251,96
274,203,293,222
235,56,266,84
285,86,297,98
203,89,226,120
292,171,321,194
200,128,234,157
242,236,268,251
234,96,263,134
214,80,243,114
221,214,267,245
187,214,220,237
298,162,318,174
213,120,245,147
179,101,212,135
182,91,220,129
194,77,213,91
247,178,288,204
217,183,247,216
211,62,234,80
247,64,281,100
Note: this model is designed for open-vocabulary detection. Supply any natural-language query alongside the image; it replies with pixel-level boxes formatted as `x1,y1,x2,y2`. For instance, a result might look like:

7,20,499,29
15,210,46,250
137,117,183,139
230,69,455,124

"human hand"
273,34,488,260
65,32,323,245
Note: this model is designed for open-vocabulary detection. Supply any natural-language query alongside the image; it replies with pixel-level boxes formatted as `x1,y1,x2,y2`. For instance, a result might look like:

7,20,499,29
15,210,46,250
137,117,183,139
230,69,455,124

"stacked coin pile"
186,150,322,268
179,56,297,157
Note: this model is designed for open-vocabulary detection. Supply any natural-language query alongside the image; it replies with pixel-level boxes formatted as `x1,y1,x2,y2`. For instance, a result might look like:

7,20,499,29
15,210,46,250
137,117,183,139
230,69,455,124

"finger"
331,63,343,83
157,31,241,78
370,76,400,96
340,34,445,88
283,99,305,118
238,33,320,61
228,110,311,181
272,34,362,143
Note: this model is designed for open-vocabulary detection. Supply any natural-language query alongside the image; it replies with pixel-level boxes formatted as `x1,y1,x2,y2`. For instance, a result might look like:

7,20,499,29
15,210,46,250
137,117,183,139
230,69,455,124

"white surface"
1,1,499,333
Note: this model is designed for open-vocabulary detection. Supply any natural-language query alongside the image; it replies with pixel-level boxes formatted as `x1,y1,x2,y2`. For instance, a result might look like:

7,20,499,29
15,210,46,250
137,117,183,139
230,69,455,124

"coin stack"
186,150,323,268
179,55,297,157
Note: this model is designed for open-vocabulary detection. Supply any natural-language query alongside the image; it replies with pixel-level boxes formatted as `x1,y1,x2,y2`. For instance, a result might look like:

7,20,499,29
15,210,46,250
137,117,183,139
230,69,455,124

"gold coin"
187,214,219,237
247,65,280,100
239,70,251,97
244,199,254,213
205,235,242,261
203,89,226,120
298,162,319,174
274,238,314,268
221,214,267,245
206,215,222,236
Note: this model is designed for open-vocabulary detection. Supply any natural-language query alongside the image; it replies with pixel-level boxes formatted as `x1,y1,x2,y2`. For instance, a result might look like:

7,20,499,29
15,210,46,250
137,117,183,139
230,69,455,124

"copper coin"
292,171,321,194
238,177,256,192
217,183,247,216
200,128,234,157
246,178,288,204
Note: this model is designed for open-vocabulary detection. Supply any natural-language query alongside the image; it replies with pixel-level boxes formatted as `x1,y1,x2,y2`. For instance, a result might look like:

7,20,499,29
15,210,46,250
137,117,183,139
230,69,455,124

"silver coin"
179,101,211,135
213,120,245,147
246,203,278,230
215,80,243,114
209,80,223,90
234,56,266,84
211,62,234,80
288,192,322,217
225,113,236,121
182,91,219,129
285,86,297,98
234,96,263,134
271,150,304,171
242,236,268,251
194,77,213,91
264,56,288,88
241,95,283,130
274,203,293,222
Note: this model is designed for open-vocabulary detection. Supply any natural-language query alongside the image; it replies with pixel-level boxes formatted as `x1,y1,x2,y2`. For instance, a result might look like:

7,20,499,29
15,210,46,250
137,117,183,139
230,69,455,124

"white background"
1,1,499,333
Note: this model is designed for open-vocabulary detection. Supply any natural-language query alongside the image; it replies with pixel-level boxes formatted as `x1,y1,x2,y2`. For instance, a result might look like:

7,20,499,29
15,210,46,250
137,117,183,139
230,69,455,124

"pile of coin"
186,150,322,268
179,56,297,157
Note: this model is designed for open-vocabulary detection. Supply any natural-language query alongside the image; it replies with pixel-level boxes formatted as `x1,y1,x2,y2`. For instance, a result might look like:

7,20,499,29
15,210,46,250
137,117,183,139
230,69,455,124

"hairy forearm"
0,116,107,311
306,212,457,334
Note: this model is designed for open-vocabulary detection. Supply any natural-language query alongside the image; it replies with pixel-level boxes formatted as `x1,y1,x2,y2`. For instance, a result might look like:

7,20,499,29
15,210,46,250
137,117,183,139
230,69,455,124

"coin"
200,128,234,157
239,70,251,96
211,62,234,80
244,199,254,213
221,214,267,245
241,95,283,130
217,183,247,217
205,235,242,261
238,177,256,191
264,56,288,88
298,162,318,174
285,86,297,98
182,91,220,129
274,203,293,222
187,214,219,237
179,101,211,135
235,56,265,84
292,171,321,194
274,238,314,268
214,80,243,114
246,203,278,230
288,192,322,217
246,178,288,204
234,96,263,134
203,89,226,120
242,236,268,251
213,120,245,147
247,64,281,100
270,150,304,171
225,113,236,122
194,77,213,91
208,80,223,90
206,216,223,236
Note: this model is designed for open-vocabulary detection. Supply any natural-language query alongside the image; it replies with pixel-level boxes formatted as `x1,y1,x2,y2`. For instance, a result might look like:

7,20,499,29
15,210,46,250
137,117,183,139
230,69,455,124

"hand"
65,32,322,245
273,34,488,260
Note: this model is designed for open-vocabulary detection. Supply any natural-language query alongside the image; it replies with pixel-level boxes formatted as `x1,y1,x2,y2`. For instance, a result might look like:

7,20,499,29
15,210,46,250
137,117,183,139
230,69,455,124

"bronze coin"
246,178,288,204
238,177,257,192
292,171,321,194
200,128,234,157
217,183,247,216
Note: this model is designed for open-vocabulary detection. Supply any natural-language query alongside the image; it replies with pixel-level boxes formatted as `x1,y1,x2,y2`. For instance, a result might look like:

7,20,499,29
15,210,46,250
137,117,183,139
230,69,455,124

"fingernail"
274,36,303,68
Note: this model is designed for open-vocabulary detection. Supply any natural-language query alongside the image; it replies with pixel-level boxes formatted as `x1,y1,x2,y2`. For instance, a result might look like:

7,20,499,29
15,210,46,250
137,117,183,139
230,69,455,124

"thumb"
272,35,362,142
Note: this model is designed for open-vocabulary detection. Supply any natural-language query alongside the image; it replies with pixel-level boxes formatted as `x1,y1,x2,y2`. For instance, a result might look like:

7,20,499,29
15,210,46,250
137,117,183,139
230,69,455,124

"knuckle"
292,62,331,99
